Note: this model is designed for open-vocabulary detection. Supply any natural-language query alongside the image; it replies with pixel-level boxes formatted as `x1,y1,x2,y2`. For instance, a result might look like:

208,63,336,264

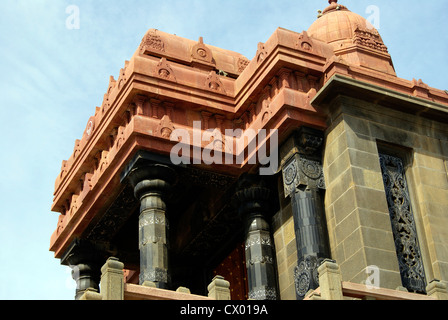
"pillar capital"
281,128,326,196
61,239,107,300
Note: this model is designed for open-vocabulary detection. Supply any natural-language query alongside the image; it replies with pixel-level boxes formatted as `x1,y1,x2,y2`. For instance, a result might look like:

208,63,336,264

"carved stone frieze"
86,184,138,242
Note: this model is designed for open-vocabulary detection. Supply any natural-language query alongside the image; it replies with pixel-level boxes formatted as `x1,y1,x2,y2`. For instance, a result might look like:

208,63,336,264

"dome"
307,0,395,75
308,2,374,46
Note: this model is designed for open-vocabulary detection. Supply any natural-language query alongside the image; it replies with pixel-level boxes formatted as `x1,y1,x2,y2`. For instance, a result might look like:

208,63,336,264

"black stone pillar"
280,127,330,300
233,175,279,300
127,163,176,289
61,239,105,300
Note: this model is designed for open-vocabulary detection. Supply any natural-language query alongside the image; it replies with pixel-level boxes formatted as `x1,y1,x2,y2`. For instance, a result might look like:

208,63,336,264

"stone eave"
312,74,448,122
51,26,448,258
51,28,333,215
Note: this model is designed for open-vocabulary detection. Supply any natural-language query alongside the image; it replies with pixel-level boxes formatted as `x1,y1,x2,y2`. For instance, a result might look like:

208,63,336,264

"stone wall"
272,178,297,299
323,95,448,290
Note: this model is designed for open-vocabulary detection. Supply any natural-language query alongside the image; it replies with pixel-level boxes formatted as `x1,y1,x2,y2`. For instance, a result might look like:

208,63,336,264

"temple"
50,0,448,300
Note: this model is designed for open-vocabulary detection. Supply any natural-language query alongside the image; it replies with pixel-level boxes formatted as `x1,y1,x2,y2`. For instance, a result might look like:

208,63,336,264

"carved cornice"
50,25,448,257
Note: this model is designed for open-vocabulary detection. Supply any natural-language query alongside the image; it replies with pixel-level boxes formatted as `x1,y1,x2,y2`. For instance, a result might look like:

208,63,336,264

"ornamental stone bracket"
281,127,326,196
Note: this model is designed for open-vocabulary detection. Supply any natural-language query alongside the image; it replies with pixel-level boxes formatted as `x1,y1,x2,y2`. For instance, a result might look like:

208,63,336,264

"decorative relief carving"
297,130,324,156
83,172,93,193
379,154,427,293
283,157,325,195
255,42,268,64
206,71,226,94
73,140,81,160
155,57,176,82
117,60,129,90
140,29,165,53
83,116,95,141
237,57,250,73
352,24,388,53
182,167,235,189
191,37,214,65
278,68,291,89
296,31,313,52
249,287,278,300
245,234,272,250
156,115,176,139
86,184,138,242
56,214,65,236
140,268,169,284
294,256,324,298
258,92,272,125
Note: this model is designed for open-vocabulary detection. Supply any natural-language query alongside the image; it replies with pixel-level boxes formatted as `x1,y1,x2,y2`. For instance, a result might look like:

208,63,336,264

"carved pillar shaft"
281,128,330,300
234,177,279,300
128,164,176,289
379,153,427,293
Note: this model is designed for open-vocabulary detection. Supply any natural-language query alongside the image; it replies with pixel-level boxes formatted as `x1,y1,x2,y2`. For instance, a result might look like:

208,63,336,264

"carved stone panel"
379,153,427,293
282,156,325,196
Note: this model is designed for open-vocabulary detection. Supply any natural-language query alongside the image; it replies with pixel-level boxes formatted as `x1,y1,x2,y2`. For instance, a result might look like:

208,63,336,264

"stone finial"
426,279,448,300
100,257,125,300
207,276,231,300
317,259,344,300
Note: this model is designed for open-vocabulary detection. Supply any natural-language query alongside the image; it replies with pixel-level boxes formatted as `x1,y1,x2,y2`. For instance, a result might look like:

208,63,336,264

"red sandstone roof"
139,29,250,78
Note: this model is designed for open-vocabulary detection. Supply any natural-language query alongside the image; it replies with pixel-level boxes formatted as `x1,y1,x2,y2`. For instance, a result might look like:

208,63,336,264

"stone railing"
304,260,448,301
79,257,230,301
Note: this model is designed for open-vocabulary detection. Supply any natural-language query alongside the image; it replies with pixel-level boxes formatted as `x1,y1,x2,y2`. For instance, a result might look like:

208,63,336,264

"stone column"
127,163,176,289
280,127,330,300
61,239,105,300
233,175,279,300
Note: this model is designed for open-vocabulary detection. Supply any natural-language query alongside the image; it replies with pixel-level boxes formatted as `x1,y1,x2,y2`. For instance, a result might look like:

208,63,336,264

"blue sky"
0,0,446,300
